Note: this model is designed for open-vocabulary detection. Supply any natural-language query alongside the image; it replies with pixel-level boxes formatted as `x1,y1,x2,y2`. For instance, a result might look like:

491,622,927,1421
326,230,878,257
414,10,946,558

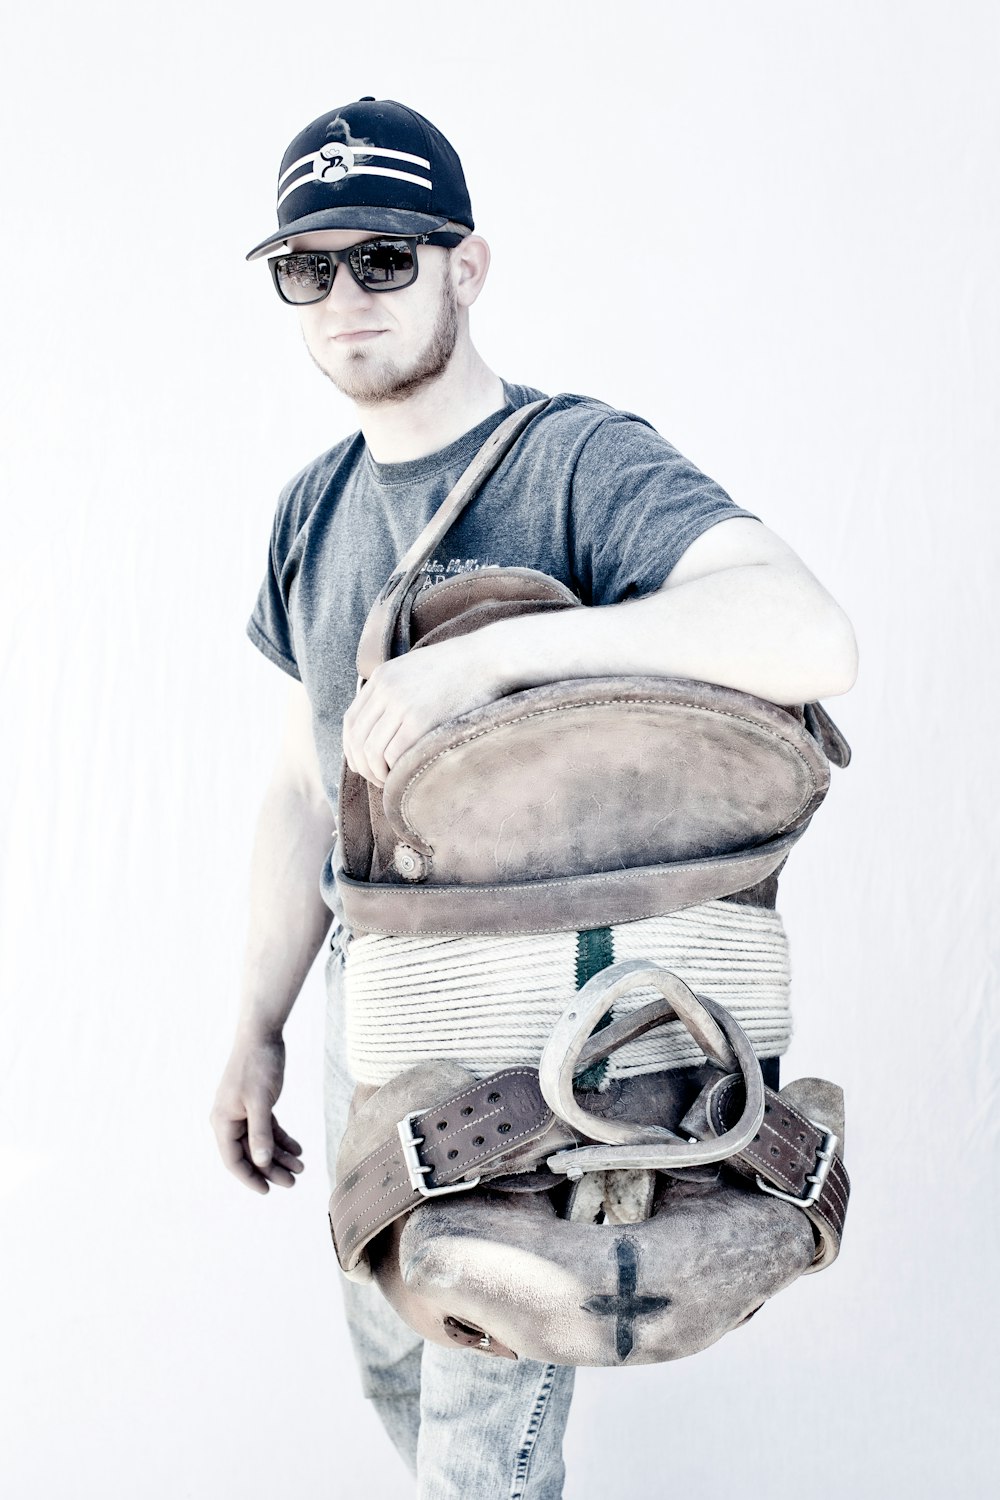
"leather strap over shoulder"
355,398,551,680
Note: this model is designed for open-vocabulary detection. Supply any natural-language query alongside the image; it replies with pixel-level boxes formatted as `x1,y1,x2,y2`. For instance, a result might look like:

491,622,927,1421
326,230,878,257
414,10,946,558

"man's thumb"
247,1106,274,1167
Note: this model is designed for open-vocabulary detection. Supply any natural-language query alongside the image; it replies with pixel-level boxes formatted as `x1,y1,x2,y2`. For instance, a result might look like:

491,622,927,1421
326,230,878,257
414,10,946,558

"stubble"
306,271,460,407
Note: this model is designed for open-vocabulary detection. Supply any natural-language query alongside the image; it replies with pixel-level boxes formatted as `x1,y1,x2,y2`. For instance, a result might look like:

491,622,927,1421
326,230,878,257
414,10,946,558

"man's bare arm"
344,519,858,786
210,682,335,1194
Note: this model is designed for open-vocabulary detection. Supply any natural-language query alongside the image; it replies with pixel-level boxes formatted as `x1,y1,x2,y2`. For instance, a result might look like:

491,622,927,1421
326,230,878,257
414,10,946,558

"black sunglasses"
268,232,464,306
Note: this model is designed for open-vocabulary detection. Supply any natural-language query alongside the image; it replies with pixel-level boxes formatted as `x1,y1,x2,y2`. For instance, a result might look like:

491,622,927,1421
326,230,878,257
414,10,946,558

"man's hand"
343,636,508,786
210,1033,304,1195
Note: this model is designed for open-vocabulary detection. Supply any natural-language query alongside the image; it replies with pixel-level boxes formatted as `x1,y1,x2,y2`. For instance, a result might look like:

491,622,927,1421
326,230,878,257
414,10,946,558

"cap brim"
245,206,452,261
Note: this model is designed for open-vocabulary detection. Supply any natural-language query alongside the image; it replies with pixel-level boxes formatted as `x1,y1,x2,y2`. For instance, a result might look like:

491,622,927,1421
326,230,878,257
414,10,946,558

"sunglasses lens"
274,253,334,305
350,239,417,290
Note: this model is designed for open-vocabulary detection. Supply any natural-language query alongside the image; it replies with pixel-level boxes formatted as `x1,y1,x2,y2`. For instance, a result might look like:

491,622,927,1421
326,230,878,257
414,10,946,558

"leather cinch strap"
705,1073,849,1270
330,1068,554,1273
329,1065,850,1275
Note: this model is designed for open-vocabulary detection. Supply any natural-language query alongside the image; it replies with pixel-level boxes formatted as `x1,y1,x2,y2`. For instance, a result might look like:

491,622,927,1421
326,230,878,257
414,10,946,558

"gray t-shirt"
248,381,756,909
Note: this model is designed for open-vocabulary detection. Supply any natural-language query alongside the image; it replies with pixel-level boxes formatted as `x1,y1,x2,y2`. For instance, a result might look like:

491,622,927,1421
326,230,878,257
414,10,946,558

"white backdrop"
2,3,997,1496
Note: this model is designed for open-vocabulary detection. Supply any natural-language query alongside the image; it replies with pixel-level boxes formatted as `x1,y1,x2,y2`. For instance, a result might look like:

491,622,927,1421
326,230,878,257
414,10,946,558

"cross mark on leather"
579,1237,672,1362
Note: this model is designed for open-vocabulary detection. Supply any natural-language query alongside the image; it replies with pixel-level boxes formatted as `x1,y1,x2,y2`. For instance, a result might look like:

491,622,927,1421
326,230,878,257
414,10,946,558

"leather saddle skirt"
335,567,850,938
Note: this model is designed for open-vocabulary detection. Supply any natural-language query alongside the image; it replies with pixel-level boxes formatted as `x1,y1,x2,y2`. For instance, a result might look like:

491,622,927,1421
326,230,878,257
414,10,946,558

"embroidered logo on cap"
276,113,434,210
315,142,355,183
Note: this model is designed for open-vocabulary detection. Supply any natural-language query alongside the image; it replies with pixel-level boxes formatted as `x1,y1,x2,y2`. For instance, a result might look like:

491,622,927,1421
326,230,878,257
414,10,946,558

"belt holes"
797,1131,806,1142
447,1150,459,1160
497,1122,511,1134
781,1118,790,1128
753,1133,761,1142
764,1103,772,1114
436,1120,448,1131
488,1092,501,1103
770,1145,780,1156
473,1136,485,1147
461,1105,474,1116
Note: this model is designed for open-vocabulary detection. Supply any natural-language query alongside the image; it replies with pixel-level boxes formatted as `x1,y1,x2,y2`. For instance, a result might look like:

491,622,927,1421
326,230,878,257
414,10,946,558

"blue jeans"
324,948,575,1499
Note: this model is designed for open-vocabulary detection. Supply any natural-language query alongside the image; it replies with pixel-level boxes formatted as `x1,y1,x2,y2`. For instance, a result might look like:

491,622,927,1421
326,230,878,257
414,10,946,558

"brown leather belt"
329,1068,554,1274
328,1065,849,1276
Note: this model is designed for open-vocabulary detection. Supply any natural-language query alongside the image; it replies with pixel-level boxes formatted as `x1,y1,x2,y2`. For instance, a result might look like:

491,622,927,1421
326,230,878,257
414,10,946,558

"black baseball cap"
245,97,474,261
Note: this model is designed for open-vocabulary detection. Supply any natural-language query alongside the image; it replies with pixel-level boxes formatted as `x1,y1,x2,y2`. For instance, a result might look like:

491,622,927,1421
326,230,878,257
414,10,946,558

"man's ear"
450,234,491,308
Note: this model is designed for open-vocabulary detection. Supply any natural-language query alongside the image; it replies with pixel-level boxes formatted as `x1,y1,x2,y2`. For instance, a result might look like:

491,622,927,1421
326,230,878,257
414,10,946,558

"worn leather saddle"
328,400,852,1366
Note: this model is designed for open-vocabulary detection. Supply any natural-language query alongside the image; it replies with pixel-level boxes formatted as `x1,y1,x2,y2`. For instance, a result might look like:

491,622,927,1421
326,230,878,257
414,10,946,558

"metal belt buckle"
755,1123,839,1207
397,1112,482,1198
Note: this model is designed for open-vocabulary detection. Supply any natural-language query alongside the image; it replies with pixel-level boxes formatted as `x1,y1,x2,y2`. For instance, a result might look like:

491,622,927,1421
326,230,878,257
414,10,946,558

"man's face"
286,228,459,406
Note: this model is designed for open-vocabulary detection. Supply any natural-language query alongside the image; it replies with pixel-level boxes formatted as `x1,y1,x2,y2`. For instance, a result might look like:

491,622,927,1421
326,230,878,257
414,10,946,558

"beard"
308,272,460,407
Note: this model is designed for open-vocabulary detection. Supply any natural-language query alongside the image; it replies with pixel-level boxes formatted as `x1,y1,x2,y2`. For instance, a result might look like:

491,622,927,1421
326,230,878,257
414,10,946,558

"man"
211,97,857,1498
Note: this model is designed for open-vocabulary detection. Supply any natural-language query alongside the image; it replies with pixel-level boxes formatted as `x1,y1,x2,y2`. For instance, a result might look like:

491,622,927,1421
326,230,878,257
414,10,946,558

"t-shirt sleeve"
568,413,758,604
246,490,302,681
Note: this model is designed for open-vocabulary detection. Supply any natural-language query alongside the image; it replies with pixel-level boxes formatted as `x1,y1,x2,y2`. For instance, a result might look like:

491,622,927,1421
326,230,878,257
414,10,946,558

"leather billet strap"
702,1072,849,1271
330,1068,555,1274
355,398,551,681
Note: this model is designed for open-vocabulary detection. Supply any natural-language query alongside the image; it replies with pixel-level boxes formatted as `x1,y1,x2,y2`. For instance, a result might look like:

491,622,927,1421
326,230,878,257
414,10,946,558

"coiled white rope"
344,900,791,1086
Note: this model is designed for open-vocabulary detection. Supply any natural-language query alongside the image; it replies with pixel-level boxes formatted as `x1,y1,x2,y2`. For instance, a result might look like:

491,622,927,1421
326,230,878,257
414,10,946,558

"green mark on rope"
574,926,615,1091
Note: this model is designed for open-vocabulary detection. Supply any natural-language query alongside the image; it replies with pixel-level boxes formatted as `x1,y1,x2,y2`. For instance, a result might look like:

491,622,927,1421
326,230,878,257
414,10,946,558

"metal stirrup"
539,961,765,1175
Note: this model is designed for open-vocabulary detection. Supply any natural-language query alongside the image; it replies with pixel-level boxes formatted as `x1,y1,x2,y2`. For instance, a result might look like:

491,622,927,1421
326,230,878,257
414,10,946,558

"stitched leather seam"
333,1067,539,1214
339,1088,551,1251
334,1176,411,1248
410,572,574,608
331,1070,544,1242
397,698,819,842
330,1141,405,1235
713,1078,846,1208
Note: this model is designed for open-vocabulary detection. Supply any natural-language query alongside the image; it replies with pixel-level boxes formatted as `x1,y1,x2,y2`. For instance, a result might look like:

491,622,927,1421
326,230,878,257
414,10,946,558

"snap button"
394,844,428,882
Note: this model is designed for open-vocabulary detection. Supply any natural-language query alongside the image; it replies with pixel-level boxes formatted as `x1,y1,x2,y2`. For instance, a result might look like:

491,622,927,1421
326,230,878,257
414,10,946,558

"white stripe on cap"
278,145,431,189
276,163,433,210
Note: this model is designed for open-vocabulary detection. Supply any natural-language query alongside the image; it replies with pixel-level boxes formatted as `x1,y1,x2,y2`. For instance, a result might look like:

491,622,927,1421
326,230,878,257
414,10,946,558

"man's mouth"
332,329,386,343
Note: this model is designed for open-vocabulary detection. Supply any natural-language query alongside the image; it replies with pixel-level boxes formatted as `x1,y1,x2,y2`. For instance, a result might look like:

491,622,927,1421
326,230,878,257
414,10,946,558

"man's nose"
326,261,374,312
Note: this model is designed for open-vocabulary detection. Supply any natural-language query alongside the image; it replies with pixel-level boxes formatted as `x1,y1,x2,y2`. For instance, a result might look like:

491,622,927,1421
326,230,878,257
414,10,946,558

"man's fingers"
260,1161,297,1189
272,1122,303,1157
383,720,420,771
228,1155,271,1195
343,680,385,761
348,707,395,785
211,1116,271,1194
273,1148,304,1174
